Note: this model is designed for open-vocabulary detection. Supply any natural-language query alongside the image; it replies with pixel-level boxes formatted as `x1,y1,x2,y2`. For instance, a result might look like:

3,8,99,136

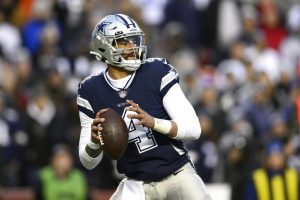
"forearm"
169,121,178,138
78,112,103,169
153,116,200,140
152,118,177,138
79,144,103,169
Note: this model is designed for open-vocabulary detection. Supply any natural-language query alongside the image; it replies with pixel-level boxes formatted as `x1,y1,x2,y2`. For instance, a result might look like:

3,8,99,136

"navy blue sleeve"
246,180,257,200
77,79,95,119
150,58,179,97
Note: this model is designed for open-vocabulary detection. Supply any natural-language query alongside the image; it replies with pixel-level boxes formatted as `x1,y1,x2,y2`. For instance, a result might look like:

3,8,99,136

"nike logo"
173,169,184,176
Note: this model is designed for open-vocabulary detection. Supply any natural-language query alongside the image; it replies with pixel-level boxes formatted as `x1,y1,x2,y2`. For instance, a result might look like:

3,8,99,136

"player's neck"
107,65,133,80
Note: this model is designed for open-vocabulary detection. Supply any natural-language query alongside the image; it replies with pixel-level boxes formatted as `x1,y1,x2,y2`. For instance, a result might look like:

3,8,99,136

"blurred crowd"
0,0,300,199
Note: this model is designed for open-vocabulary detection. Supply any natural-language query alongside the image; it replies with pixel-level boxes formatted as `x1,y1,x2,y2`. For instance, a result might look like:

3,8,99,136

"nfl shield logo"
118,90,128,98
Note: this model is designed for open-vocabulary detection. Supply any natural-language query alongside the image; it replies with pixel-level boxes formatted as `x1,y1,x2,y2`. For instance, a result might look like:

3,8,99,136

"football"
98,108,128,160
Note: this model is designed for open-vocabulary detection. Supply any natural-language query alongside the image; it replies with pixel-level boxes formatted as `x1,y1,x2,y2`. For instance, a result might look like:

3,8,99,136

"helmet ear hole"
98,48,105,52
111,40,117,47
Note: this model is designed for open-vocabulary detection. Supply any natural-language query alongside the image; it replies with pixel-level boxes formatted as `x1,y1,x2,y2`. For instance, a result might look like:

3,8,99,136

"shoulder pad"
145,57,169,64
79,72,102,87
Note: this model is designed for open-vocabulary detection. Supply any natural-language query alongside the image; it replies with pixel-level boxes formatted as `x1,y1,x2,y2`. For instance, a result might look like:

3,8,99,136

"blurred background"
0,0,299,199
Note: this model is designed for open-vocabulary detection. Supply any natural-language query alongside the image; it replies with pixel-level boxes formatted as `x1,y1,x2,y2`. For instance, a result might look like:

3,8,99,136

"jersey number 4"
122,109,158,153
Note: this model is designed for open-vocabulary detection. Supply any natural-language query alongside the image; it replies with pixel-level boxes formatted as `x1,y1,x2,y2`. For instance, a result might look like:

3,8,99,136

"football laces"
97,124,105,145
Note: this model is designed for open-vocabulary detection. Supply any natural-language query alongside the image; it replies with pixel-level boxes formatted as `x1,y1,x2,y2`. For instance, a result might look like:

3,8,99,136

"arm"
77,80,108,169
78,111,104,170
163,83,201,140
127,83,201,140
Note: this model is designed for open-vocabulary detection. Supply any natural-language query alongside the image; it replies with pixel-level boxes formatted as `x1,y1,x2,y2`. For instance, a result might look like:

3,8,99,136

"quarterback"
77,13,212,200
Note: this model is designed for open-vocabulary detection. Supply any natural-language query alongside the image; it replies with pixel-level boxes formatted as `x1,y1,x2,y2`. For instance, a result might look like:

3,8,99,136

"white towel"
122,178,145,200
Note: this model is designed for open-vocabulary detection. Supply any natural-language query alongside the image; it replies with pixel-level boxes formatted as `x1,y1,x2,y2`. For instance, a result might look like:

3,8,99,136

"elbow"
184,132,200,141
174,117,201,140
194,117,202,140
193,124,201,140
186,119,201,140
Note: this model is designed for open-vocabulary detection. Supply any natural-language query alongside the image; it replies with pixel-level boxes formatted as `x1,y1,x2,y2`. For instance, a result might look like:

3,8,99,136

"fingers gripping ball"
98,108,128,160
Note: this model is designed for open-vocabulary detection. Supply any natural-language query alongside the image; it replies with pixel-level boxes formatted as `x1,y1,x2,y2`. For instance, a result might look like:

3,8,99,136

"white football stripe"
160,71,178,91
170,143,185,155
77,96,94,112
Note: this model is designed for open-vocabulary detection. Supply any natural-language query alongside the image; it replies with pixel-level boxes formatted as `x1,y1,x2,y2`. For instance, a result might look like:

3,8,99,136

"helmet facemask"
110,33,147,71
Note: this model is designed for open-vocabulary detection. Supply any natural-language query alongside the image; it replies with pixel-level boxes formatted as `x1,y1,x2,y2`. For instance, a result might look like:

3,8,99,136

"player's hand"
126,100,155,129
91,109,108,144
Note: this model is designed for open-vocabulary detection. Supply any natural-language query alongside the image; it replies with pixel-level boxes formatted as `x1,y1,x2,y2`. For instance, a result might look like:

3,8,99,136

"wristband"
87,140,101,150
153,118,172,134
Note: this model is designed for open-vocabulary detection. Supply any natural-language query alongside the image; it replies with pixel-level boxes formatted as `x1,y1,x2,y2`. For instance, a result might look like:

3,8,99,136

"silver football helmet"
90,14,147,71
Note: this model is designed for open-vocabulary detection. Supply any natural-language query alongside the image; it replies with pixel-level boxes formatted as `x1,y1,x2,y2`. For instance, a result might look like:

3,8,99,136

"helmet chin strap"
115,54,141,71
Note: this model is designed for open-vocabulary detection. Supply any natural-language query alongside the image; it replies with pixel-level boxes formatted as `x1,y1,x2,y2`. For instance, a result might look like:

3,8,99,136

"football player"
77,14,212,200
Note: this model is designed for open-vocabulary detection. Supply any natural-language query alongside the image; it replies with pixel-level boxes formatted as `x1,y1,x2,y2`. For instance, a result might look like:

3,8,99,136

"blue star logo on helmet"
97,21,112,34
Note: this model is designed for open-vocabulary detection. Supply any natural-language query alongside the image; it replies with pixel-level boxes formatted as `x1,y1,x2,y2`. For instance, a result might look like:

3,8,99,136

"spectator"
258,0,288,50
34,144,88,200
243,82,274,139
219,108,254,200
239,4,261,46
188,113,220,183
23,86,61,180
194,86,227,138
22,0,54,56
246,140,300,200
0,10,22,61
